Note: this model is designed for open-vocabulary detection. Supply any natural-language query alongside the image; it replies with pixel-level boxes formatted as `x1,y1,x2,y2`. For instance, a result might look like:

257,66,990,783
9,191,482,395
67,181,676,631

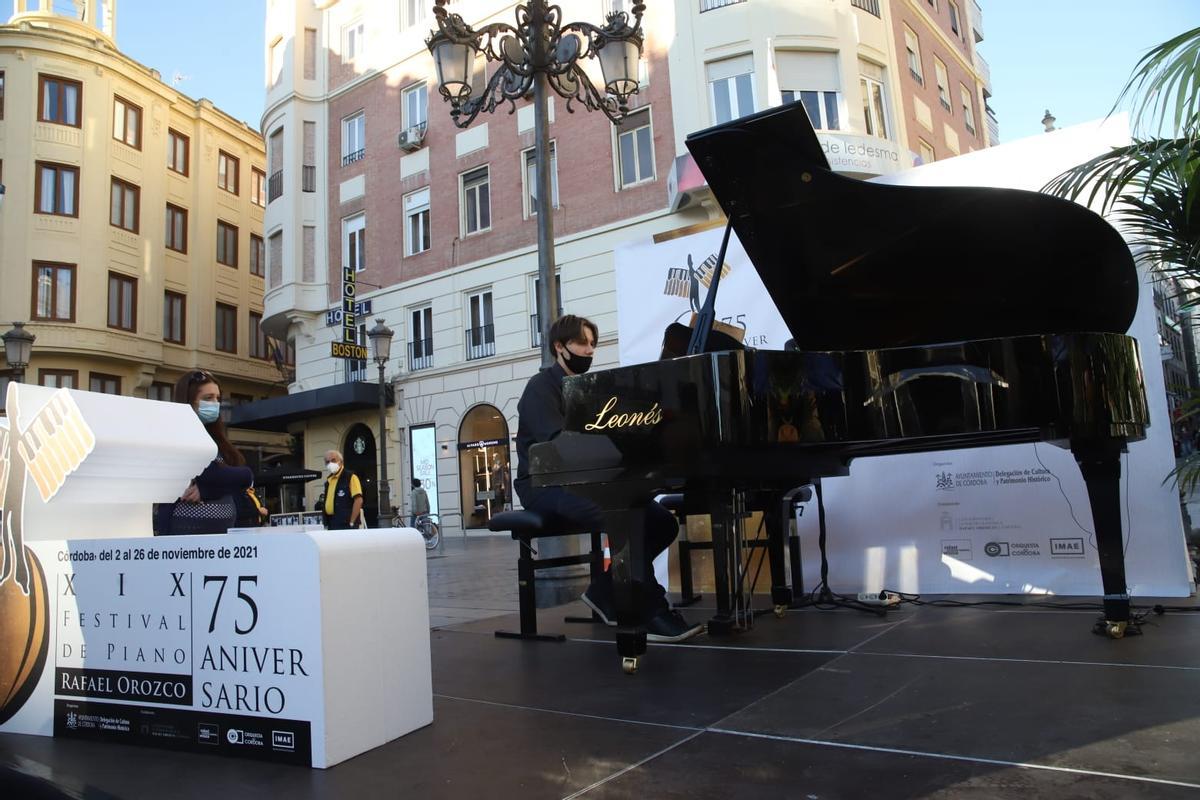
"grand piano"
530,100,1150,673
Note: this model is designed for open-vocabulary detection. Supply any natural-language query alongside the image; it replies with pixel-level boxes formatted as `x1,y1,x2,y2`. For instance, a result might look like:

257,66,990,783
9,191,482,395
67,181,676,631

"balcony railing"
342,149,365,167
939,97,952,112
465,325,495,361
409,339,434,372
699,0,745,11
850,0,880,16
267,170,283,202
302,165,316,193
909,68,924,86
344,358,368,384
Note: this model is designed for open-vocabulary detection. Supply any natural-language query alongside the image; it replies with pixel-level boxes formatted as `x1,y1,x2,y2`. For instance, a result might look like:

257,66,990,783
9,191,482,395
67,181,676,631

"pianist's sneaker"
645,609,704,643
581,581,618,627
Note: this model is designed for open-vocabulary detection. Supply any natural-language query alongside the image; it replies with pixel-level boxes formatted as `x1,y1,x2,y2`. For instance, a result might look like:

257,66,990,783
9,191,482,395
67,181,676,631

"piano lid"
684,100,1139,351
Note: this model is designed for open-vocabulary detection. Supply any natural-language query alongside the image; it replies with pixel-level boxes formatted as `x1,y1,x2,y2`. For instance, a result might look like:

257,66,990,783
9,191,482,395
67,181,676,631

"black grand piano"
530,101,1150,673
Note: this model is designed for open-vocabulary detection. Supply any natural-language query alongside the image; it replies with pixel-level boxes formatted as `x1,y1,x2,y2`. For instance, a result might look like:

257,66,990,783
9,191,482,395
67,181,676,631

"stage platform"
4,590,1200,798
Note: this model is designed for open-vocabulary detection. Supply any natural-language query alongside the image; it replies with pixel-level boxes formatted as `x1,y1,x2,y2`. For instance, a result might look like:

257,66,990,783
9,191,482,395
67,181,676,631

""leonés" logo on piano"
583,397,664,431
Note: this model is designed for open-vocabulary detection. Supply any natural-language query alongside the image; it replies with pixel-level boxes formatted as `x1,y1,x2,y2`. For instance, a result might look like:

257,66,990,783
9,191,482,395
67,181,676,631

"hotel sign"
331,268,363,360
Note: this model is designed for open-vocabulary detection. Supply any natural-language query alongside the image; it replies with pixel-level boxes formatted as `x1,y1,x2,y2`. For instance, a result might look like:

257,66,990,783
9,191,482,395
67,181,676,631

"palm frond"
1114,26,1200,137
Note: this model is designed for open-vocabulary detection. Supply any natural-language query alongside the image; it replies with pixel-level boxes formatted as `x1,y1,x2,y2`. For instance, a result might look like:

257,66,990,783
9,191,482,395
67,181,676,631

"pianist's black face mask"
558,343,593,375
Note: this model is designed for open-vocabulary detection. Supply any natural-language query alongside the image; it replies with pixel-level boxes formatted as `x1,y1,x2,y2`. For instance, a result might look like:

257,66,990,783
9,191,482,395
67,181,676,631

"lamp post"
427,0,645,366
368,318,395,528
3,321,36,385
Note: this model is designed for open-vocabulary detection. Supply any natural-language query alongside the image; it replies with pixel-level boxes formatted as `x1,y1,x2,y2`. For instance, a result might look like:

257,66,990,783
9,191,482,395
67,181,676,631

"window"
218,150,239,194
250,234,265,277
35,162,79,216
165,204,188,253
39,369,78,389
250,312,269,359
344,213,367,271
270,37,285,85
164,291,185,344
148,382,173,402
904,27,923,84
32,262,75,322
270,127,285,200
783,90,841,130
410,305,433,370
404,188,430,256
531,273,563,349
860,76,889,138
465,290,495,360
113,96,142,149
110,178,140,233
918,139,935,164
461,166,491,235
89,373,122,395
523,142,559,216
960,84,976,133
217,221,238,267
168,129,189,176
616,108,654,187
342,112,365,165
252,168,266,207
107,272,137,332
949,0,961,36
934,57,950,110
403,82,428,130
707,56,755,124
215,303,237,353
39,75,82,126
344,20,365,61
304,28,317,79
0,71,5,119
403,0,428,29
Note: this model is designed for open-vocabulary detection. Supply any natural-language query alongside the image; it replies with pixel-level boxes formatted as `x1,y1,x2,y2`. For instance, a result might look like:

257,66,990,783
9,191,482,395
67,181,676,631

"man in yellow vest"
320,449,364,529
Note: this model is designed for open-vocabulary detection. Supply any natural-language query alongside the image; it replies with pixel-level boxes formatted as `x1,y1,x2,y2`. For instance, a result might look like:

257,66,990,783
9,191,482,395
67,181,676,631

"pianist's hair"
549,314,599,349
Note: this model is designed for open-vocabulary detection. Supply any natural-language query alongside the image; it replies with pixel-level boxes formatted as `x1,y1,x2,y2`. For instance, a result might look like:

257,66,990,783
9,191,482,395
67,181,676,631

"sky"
108,0,1199,141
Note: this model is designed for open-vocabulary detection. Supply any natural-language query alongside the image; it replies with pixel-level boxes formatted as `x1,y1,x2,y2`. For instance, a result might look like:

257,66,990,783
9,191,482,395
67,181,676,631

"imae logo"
0,383,97,724
662,251,732,320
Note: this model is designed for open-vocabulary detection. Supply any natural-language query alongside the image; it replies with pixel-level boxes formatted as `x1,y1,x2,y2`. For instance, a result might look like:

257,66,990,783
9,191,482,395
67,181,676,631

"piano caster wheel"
622,657,640,675
1106,621,1127,639
773,604,786,619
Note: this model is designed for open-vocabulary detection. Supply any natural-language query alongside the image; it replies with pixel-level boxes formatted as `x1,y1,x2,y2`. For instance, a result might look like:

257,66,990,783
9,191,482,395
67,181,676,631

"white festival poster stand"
0,382,432,768
614,117,1191,598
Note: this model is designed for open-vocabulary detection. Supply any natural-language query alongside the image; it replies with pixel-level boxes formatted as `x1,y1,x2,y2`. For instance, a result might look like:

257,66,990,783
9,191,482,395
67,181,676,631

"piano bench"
488,510,605,643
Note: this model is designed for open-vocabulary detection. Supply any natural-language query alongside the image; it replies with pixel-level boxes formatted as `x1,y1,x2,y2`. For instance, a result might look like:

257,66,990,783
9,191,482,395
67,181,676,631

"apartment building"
241,0,996,534
889,0,995,163
0,1,291,469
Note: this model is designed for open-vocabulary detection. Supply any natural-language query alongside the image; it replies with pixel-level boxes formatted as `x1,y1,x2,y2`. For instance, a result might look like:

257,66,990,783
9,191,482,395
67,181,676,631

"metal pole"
532,1,558,368
377,361,393,528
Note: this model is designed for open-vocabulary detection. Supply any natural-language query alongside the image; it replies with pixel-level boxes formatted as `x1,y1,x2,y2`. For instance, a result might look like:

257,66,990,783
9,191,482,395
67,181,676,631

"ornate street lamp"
368,318,395,528
3,321,36,385
427,0,646,365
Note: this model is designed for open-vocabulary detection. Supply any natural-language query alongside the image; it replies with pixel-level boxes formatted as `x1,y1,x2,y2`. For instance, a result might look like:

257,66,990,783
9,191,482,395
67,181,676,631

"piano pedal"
773,604,786,619
622,657,640,674
1092,617,1142,639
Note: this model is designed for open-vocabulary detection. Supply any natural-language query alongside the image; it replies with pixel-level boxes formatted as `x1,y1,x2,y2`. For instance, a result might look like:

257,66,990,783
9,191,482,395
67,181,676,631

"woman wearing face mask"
154,371,255,535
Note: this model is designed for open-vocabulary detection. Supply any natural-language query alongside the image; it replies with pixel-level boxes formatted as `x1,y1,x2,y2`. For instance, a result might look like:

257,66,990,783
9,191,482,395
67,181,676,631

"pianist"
514,314,704,643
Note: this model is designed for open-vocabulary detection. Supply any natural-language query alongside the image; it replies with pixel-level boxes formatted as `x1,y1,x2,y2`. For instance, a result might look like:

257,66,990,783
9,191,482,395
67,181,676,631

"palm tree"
1045,27,1200,492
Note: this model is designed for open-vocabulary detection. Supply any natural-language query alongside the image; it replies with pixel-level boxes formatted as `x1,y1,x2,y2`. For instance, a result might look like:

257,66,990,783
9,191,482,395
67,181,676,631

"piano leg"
762,497,793,616
1072,439,1134,638
607,508,648,672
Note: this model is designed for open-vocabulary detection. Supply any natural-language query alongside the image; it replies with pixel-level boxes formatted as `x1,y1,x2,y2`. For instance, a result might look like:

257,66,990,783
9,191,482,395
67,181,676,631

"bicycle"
394,509,440,550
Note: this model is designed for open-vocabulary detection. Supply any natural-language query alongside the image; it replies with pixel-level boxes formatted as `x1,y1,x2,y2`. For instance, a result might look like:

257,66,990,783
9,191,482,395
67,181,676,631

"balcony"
974,51,992,93
344,358,368,384
268,170,283,203
971,0,984,43
909,68,924,86
699,0,745,11
939,97,951,112
409,338,434,372
302,165,316,193
465,325,495,361
850,0,881,16
341,149,365,167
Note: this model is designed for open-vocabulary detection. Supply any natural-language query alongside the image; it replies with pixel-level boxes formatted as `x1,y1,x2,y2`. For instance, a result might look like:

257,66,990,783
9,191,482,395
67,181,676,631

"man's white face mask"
326,461,340,474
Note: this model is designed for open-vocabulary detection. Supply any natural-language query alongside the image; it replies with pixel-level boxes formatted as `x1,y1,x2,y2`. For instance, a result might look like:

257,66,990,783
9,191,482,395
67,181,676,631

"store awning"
228,381,391,432
253,466,323,486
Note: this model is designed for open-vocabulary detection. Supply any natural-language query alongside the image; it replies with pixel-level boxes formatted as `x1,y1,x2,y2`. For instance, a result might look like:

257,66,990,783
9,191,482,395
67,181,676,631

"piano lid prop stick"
686,216,736,356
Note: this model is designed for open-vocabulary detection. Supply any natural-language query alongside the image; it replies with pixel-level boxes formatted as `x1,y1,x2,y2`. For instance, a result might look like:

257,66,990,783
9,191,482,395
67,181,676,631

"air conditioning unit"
398,126,426,152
